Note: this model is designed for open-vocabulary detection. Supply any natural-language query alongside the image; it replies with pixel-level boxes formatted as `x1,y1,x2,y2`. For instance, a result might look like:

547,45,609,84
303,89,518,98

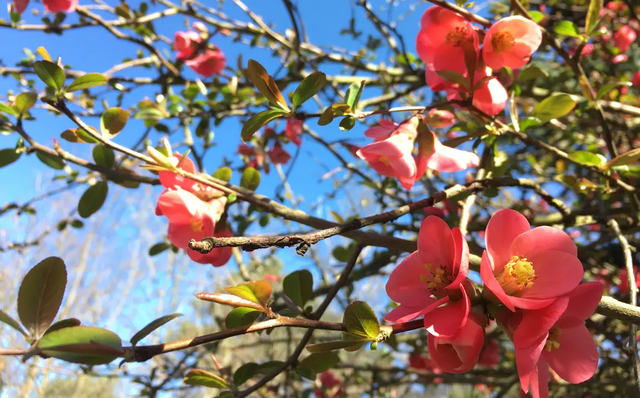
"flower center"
496,256,537,295
492,31,515,53
420,263,453,297
379,156,390,166
545,327,561,352
445,26,472,47
191,218,204,232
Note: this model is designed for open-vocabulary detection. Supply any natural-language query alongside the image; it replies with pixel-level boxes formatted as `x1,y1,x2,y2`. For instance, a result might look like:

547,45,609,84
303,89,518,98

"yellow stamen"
496,256,536,295
421,263,452,296
492,31,515,53
191,218,204,232
545,327,562,352
380,156,390,166
445,26,472,47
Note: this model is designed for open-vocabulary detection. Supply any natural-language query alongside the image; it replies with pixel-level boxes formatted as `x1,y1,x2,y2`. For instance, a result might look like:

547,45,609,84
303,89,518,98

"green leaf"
519,116,541,131
0,310,29,338
36,326,122,365
0,102,18,116
241,109,286,142
0,148,21,168
92,145,115,168
568,151,606,167
298,352,340,374
234,362,259,386
339,116,356,131
195,293,267,312
596,82,632,100
516,65,548,82
183,369,229,389
246,59,290,112
318,103,352,126
78,182,108,218
343,301,379,339
130,313,182,346
283,270,313,309
149,242,171,256
306,340,367,353
529,10,544,23
292,72,326,108
296,367,317,381
36,152,65,170
33,60,66,91
225,307,261,329
14,92,38,116
212,166,232,183
60,128,101,144
553,21,581,37
240,167,261,191
344,80,366,110
531,93,576,122
100,108,130,139
65,73,108,92
332,246,353,262
605,148,640,169
43,318,81,336
585,0,603,35
224,280,272,307
436,70,469,91
17,257,67,337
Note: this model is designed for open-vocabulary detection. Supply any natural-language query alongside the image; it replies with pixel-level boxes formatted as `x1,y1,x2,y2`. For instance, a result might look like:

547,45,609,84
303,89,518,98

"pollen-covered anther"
445,26,472,46
545,327,562,352
496,255,537,295
492,31,515,53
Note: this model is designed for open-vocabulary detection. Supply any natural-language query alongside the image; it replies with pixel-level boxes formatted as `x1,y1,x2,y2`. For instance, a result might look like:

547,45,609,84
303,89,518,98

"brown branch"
426,0,492,27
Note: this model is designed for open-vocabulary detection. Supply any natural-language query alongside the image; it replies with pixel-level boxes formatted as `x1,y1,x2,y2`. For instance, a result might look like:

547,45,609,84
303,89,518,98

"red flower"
285,119,304,146
269,143,291,165
185,48,226,77
42,0,77,13
174,31,202,60
313,371,343,398
428,309,485,373
482,16,543,70
614,25,636,52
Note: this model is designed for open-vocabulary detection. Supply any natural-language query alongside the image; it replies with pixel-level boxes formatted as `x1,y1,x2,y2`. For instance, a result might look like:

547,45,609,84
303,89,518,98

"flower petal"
385,252,432,305
510,226,577,259
545,325,599,384
447,227,469,288
424,287,469,338
556,282,604,328
480,251,516,311
384,296,446,324
417,216,455,267
513,296,569,348
523,250,584,298
515,334,546,393
485,209,530,274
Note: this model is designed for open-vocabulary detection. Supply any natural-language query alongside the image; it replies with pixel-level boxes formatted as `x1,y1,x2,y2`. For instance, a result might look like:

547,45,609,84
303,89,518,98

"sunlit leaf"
33,60,66,91
241,109,286,142
225,307,261,329
343,301,379,339
531,93,576,122
246,59,289,112
224,281,272,307
100,108,130,139
36,326,122,365
130,313,182,346
292,72,326,108
78,182,108,218
65,73,108,92
283,270,313,309
183,369,229,389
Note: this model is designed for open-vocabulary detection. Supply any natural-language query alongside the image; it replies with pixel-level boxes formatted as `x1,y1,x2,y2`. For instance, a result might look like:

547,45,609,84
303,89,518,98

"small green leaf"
17,257,67,337
14,92,38,116
224,281,272,307
60,128,101,144
240,167,261,191
149,242,171,256
596,82,632,100
78,182,108,218
241,109,286,142
292,72,326,108
183,369,229,389
43,318,81,336
531,93,576,122
344,80,366,110
36,326,122,365
343,301,379,339
585,0,603,35
306,340,367,353
605,148,640,169
553,21,581,37
568,151,606,167
0,310,29,338
296,367,316,381
65,73,108,92
36,152,65,170
234,362,259,386
246,59,290,112
516,65,549,82
33,60,66,91
0,102,18,116
100,108,130,139
283,270,313,309
212,166,232,182
529,11,545,23
519,116,541,131
225,307,261,329
0,148,21,168
332,246,353,262
318,103,353,126
298,352,340,374
339,116,356,131
436,70,469,91
92,145,115,168
130,313,182,346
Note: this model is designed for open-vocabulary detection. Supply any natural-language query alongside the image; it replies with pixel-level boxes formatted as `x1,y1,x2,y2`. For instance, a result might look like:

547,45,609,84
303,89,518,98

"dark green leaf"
92,145,115,168
344,80,365,110
332,246,353,262
33,60,66,91
531,93,576,122
292,72,326,108
65,73,108,92
0,148,21,168
78,182,108,218
36,326,122,365
0,310,29,338
149,242,171,256
43,318,81,335
298,352,340,374
241,109,286,142
283,270,313,309
240,167,261,191
339,116,356,131
596,82,632,100
225,307,261,329
183,369,229,389
296,367,316,381
212,166,232,182
100,108,130,139
306,340,367,353
14,92,38,116
130,313,182,346
343,301,379,339
233,362,259,386
516,65,549,82
224,280,272,307
36,152,65,170
17,257,67,337
553,21,581,37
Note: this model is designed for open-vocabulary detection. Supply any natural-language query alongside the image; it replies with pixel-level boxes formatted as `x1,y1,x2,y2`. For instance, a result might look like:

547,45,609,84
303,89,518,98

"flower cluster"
356,116,479,190
313,371,343,398
237,119,303,171
385,209,602,397
152,141,232,267
173,22,226,77
13,0,76,14
417,6,542,115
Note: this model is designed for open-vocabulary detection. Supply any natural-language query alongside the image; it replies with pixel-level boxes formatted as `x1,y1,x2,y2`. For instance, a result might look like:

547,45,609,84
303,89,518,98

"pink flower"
285,119,303,146
582,43,594,56
187,227,233,267
237,144,258,156
509,283,603,398
606,1,627,12
614,25,636,52
480,209,584,311
409,352,444,382
482,16,543,70
357,117,419,190
633,71,640,88
416,127,480,173
424,109,455,128
428,310,485,373
12,0,29,13
416,6,478,65
364,119,398,139
385,216,471,337
185,48,226,77
478,338,500,367
159,153,199,191
612,54,628,64
174,31,202,60
472,77,509,115
42,0,77,13
313,371,343,398
269,143,291,164
618,266,640,294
